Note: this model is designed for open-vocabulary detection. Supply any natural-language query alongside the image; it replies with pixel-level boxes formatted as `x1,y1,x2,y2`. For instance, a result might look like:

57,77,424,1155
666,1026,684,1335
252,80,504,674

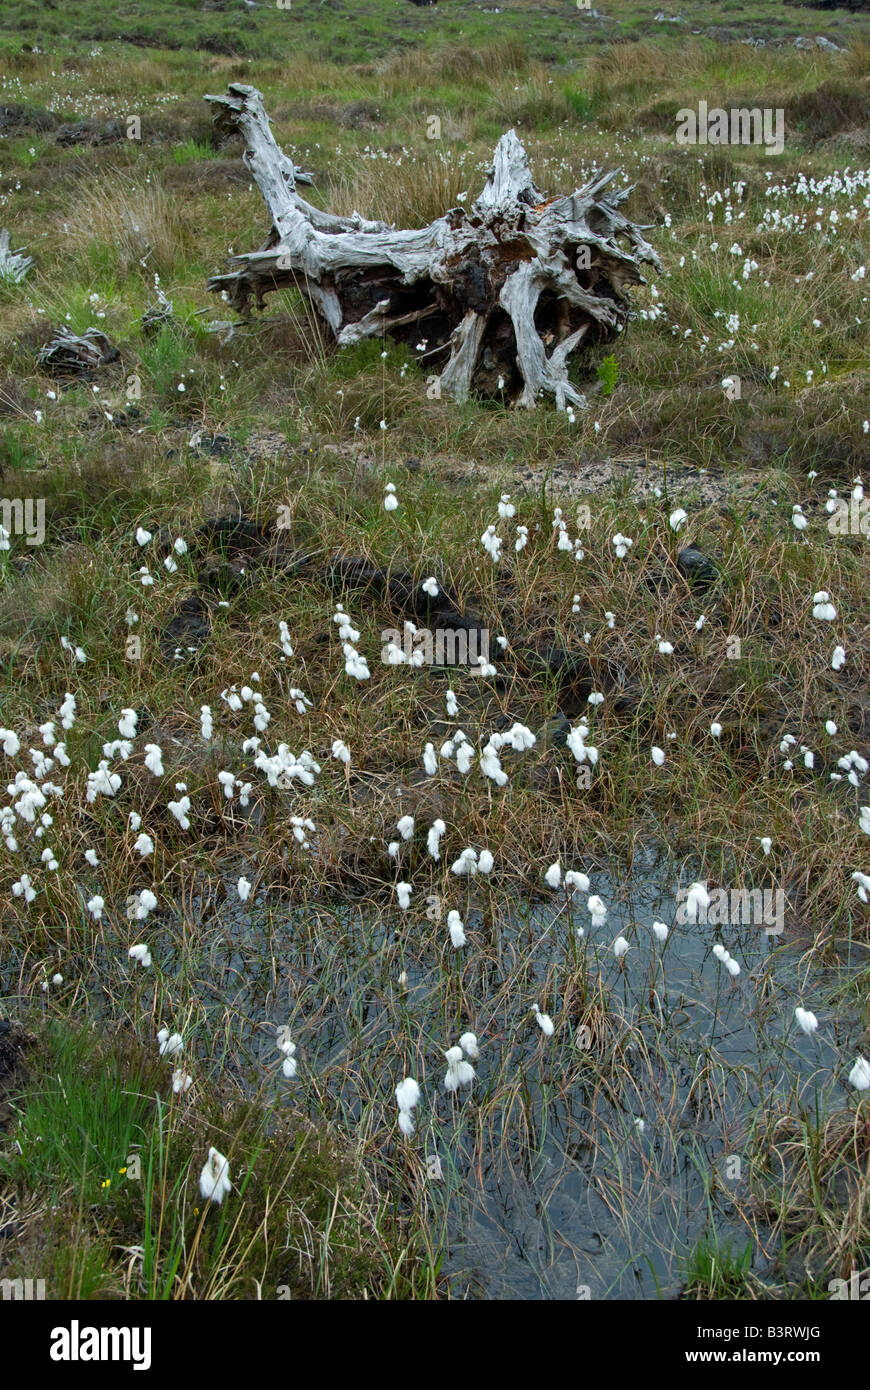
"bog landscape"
0,0,869,1304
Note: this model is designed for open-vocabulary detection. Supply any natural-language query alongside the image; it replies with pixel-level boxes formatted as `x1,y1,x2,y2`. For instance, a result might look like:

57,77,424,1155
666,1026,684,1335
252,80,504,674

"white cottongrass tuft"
447,910,467,949
565,870,591,893
852,871,870,904
533,1004,554,1037
481,525,502,563
544,861,562,888
612,533,633,558
157,1027,183,1058
143,744,164,776
199,1147,232,1205
395,1077,421,1113
426,819,446,859
587,894,607,928
812,590,837,621
276,1025,298,1079
712,942,741,977
566,721,598,768
0,728,21,757
395,1077,421,1134
794,1007,818,1036
444,1046,475,1091
683,881,710,922
134,888,157,920
848,1057,870,1090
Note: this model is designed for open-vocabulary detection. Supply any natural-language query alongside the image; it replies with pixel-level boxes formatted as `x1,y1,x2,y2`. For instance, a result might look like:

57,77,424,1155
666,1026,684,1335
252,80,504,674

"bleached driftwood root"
141,286,175,337
204,83,659,410
0,229,32,284
36,326,119,374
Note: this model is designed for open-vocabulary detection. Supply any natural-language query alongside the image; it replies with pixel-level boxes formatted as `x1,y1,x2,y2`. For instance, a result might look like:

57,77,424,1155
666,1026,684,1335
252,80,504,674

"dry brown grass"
60,171,195,276
325,150,473,228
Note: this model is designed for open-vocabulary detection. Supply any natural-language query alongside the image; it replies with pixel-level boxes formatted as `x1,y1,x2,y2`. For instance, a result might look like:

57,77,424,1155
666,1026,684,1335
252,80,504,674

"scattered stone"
537,713,572,749
677,545,719,591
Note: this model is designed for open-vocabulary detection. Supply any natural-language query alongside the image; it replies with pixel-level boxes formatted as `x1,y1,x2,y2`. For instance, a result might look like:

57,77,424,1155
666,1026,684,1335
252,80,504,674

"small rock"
677,546,718,591
538,713,572,749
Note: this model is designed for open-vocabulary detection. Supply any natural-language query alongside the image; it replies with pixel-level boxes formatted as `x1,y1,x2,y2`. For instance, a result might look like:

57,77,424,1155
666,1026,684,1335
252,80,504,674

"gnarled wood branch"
205,83,659,410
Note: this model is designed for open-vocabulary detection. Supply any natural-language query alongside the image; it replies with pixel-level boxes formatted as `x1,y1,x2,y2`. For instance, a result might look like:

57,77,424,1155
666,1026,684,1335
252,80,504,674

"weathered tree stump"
36,326,119,375
204,83,659,410
0,229,31,284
